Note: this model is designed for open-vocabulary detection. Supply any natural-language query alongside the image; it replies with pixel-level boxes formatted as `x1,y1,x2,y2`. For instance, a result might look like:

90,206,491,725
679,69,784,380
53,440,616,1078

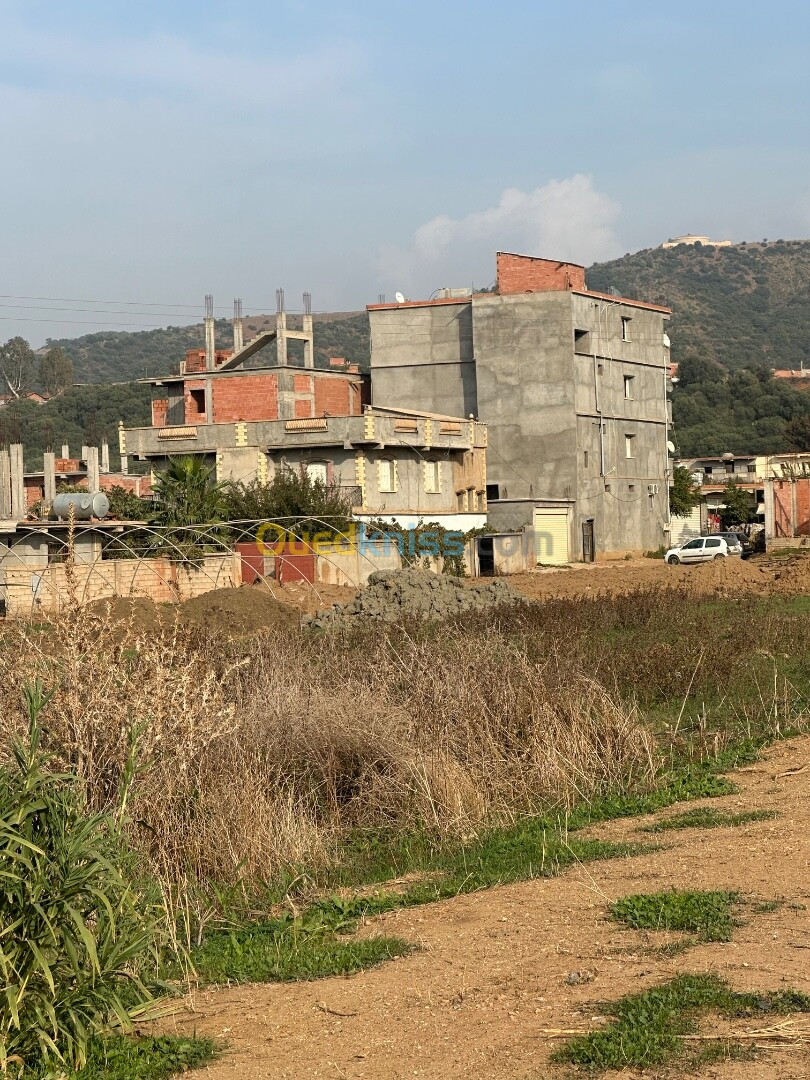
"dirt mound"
83,596,171,635
179,585,300,634
303,568,525,628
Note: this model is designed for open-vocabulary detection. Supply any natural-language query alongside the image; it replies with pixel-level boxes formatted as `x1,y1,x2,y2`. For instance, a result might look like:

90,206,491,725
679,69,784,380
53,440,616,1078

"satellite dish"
663,333,671,348
395,292,405,304
667,441,676,454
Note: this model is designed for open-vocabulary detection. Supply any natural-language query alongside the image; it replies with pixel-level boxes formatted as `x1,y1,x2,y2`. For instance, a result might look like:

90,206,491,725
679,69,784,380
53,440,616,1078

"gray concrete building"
368,252,673,561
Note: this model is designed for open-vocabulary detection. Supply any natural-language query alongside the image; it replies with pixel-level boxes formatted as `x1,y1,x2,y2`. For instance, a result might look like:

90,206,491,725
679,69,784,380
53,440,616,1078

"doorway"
582,519,595,563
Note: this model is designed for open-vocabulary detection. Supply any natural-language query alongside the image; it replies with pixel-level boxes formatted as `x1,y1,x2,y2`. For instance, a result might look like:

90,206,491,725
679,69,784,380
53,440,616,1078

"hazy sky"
1,0,809,346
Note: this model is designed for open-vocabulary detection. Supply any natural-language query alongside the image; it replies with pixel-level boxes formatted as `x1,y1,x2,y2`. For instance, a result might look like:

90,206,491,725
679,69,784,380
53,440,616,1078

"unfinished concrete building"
123,293,488,528
368,253,673,561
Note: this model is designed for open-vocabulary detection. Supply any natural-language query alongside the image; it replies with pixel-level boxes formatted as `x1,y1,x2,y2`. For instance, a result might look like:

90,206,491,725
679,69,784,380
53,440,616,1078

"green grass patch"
28,1035,218,1079
640,807,778,833
610,890,741,942
554,973,810,1072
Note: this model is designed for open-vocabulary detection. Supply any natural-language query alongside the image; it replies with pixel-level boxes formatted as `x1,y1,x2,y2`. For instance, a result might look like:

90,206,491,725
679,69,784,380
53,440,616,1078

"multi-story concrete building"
122,295,487,528
368,252,672,561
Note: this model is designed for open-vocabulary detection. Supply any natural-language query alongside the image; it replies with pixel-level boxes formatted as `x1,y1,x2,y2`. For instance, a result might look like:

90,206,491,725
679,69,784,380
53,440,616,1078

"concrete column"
86,447,100,492
233,298,244,354
9,444,25,521
0,450,10,518
276,310,288,366
100,441,110,474
204,294,215,371
303,312,314,369
43,452,56,504
61,444,69,459
81,445,89,465
120,455,129,475
73,533,102,565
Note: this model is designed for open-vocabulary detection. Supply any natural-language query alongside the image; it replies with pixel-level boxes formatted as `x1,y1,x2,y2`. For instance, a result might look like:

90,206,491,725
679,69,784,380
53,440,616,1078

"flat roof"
367,289,671,315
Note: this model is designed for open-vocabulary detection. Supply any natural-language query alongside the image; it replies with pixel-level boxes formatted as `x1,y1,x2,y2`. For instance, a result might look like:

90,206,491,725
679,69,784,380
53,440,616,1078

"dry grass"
0,583,808,920
0,604,657,900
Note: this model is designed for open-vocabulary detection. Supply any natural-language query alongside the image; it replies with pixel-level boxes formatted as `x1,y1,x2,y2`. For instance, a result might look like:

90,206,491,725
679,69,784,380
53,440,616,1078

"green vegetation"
587,240,810,371
47,312,370,384
0,381,151,471
554,973,810,1072
222,465,354,533
0,685,159,1074
640,807,778,832
609,889,741,942
30,1035,218,1080
150,456,226,528
669,464,702,517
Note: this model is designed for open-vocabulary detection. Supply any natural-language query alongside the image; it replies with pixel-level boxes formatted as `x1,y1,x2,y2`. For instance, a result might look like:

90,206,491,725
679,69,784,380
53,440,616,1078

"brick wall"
152,398,168,426
212,373,279,422
313,376,365,417
183,349,232,373
185,379,207,423
496,252,586,294
4,553,239,616
99,474,153,496
294,399,313,418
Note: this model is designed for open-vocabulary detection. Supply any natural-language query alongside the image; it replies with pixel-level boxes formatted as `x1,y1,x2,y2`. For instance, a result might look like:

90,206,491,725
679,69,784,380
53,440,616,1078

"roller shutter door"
533,509,569,565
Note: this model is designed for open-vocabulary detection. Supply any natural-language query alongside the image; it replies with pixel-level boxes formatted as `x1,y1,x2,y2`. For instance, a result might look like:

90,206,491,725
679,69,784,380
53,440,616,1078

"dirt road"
166,736,810,1079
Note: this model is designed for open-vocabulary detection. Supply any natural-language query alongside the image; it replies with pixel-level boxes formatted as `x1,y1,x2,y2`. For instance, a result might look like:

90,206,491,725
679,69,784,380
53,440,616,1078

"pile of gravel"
303,568,524,628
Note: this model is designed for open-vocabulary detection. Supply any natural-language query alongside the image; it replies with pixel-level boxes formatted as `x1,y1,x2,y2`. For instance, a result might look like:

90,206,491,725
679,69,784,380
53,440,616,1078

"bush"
0,684,159,1073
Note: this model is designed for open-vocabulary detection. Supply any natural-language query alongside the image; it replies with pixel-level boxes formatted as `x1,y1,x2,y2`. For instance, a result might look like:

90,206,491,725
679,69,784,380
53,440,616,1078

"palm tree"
151,456,227,527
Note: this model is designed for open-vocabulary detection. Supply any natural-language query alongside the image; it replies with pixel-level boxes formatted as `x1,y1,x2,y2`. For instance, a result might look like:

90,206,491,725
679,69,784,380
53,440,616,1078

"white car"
665,536,729,565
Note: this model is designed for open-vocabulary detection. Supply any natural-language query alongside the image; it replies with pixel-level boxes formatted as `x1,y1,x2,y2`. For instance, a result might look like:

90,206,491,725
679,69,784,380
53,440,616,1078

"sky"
1,0,809,346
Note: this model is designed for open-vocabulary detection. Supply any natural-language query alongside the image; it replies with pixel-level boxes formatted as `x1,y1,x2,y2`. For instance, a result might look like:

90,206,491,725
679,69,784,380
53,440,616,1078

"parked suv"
665,536,729,565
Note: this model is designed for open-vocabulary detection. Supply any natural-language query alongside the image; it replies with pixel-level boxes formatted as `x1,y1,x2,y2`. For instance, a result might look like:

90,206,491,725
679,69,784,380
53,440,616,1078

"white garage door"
533,509,569,565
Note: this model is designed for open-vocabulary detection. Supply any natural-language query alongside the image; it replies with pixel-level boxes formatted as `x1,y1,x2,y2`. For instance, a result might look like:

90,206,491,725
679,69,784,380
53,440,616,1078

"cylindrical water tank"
52,492,110,521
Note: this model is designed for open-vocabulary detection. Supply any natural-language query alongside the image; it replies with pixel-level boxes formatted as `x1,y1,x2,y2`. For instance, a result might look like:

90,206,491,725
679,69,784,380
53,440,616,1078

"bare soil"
162,735,810,1079
496,551,810,602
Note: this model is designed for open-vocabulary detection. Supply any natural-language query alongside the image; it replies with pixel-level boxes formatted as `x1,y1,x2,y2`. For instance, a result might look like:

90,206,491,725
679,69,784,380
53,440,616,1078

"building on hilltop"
661,234,733,249
122,293,487,529
368,252,673,562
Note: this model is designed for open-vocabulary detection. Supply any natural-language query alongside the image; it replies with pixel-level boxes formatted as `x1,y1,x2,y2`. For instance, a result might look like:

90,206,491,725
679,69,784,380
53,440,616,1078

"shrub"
0,683,159,1073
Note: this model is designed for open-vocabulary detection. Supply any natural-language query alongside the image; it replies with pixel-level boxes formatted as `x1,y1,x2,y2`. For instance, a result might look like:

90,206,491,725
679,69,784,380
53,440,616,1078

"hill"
586,239,810,369
47,312,370,384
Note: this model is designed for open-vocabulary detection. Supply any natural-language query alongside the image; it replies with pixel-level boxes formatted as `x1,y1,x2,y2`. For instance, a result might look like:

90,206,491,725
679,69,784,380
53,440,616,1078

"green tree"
669,465,702,517
785,414,810,452
151,456,226,526
223,466,354,534
720,478,754,528
39,345,74,396
0,336,36,399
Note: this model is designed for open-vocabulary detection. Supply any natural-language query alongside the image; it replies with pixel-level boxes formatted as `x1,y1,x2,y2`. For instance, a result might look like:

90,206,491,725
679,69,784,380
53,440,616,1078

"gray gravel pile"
303,568,525,628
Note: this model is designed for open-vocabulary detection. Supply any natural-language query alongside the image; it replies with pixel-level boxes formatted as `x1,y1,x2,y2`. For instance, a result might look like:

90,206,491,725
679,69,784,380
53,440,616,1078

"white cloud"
376,176,621,294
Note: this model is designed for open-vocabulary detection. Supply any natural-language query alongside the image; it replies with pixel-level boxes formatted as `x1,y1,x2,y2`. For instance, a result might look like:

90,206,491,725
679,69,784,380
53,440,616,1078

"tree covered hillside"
587,240,810,369
47,312,370,383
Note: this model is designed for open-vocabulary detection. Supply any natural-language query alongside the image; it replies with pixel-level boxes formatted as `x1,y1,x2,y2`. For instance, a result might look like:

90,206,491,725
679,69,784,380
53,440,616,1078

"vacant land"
6,555,810,1077
163,736,810,1079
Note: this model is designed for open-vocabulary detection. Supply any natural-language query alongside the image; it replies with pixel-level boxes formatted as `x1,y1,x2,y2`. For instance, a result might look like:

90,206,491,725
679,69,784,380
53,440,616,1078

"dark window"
486,483,500,501
189,388,206,417
621,316,632,341
574,328,591,353
583,450,589,468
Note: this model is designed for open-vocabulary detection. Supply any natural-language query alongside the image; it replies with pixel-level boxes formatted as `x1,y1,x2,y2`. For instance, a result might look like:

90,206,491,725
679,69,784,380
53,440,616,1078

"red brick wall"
294,374,314,393
55,458,81,473
496,253,586,294
212,374,279,422
294,399,313,418
314,376,351,417
99,474,153,496
184,380,207,423
152,399,168,426
184,349,232,373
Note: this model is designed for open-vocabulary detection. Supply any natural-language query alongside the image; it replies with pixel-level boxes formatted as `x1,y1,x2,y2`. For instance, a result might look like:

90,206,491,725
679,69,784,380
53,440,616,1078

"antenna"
378,293,386,305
